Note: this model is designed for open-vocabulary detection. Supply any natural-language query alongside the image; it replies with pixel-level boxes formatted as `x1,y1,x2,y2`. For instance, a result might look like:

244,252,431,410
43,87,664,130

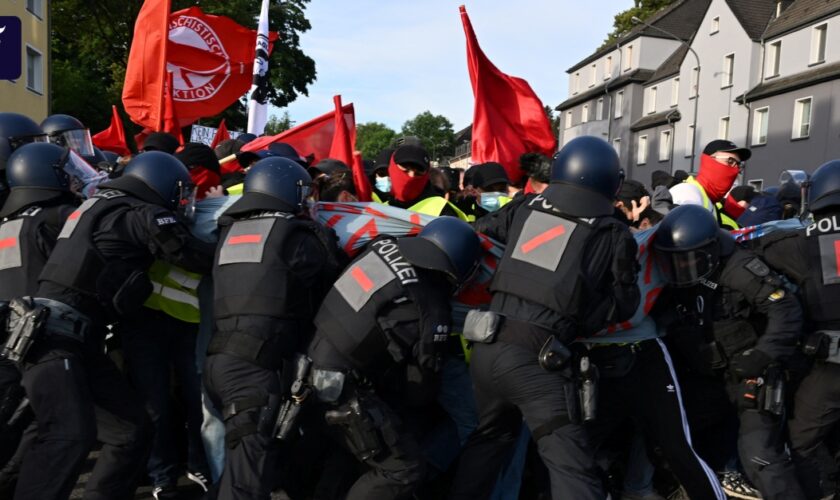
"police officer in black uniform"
652,204,805,500
40,114,96,162
0,143,80,488
306,216,481,499
12,151,214,500
204,157,343,500
750,160,840,499
450,136,641,500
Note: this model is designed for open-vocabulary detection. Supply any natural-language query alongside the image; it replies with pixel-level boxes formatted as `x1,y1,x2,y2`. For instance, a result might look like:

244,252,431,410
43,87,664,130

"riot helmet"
1,143,75,217
99,151,195,215
224,157,313,216
0,112,47,173
398,217,481,284
548,136,624,217
808,160,840,213
40,114,94,158
653,204,723,287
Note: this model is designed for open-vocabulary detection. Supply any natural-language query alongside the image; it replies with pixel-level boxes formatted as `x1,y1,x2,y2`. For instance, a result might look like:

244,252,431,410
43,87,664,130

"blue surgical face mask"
375,176,391,193
479,192,507,212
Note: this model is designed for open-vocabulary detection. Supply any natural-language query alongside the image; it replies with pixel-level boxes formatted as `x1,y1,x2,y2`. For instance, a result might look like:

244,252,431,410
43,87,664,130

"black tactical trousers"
321,386,426,500
725,379,806,500
586,339,725,500
204,353,283,500
450,340,604,500
14,335,151,500
789,360,840,499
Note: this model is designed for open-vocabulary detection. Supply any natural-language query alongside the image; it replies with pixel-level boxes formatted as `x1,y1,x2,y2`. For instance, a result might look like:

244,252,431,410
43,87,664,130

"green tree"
601,0,676,48
400,111,456,160
50,0,316,132
356,122,396,160
544,105,561,141
263,111,294,135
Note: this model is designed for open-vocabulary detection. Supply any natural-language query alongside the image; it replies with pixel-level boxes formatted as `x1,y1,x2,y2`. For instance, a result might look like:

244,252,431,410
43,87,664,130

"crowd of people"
0,109,839,500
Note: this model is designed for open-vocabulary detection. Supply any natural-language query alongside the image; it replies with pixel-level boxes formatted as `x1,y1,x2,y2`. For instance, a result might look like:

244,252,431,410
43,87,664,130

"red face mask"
696,153,740,203
388,159,429,202
189,166,220,201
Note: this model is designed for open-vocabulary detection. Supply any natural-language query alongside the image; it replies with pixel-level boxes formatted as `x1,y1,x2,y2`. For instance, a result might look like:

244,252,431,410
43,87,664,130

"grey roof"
764,0,840,39
631,109,682,132
646,45,690,86
567,0,711,73
556,69,656,111
744,60,840,101
724,0,779,40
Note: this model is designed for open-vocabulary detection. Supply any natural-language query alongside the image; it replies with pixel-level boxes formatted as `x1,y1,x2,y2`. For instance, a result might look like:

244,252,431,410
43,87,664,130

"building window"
25,46,43,94
590,64,597,87
646,86,657,115
637,135,648,165
604,56,612,80
659,130,672,161
767,41,781,78
597,98,604,120
582,105,589,123
719,116,730,140
752,107,769,145
711,16,720,34
26,0,43,18
565,111,572,129
573,73,580,94
690,67,699,98
793,97,812,139
685,125,695,157
811,24,827,64
722,54,734,88
614,91,624,118
613,138,621,158
624,45,633,71
671,78,679,107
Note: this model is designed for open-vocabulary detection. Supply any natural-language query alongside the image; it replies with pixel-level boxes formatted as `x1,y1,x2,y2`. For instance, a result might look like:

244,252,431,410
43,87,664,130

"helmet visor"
177,180,197,222
654,242,719,287
9,134,47,150
50,129,94,157
65,150,108,198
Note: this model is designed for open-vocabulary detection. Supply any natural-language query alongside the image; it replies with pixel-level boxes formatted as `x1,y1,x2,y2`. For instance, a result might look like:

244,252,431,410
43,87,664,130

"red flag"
134,128,153,151
460,5,556,184
167,7,278,125
92,105,130,156
122,0,171,130
328,96,354,167
352,151,373,202
242,103,356,165
163,72,183,144
210,119,230,150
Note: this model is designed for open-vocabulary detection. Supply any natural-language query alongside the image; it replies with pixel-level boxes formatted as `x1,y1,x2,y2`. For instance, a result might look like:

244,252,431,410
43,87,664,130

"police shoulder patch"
155,215,178,226
745,258,770,278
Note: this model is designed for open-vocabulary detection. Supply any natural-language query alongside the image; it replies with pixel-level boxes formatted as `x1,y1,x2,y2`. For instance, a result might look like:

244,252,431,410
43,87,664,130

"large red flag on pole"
241,103,356,165
122,0,170,131
460,5,556,184
163,71,183,143
328,95,354,167
92,105,131,156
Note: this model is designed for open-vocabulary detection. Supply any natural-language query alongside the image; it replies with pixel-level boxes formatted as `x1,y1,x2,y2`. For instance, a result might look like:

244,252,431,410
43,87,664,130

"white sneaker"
186,470,209,492
719,471,763,499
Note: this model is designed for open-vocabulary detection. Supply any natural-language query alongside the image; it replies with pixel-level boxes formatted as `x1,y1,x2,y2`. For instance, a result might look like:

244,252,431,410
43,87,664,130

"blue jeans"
196,277,225,482
120,310,208,487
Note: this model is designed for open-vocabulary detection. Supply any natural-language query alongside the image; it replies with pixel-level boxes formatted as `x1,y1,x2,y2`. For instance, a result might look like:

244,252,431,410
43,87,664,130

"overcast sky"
276,1,627,132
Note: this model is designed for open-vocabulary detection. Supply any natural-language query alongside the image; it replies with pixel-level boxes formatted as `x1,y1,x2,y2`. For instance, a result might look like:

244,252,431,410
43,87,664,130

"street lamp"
631,16,700,173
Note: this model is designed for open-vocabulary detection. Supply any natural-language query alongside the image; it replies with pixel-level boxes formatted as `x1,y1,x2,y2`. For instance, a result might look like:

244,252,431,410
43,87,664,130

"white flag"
247,0,271,135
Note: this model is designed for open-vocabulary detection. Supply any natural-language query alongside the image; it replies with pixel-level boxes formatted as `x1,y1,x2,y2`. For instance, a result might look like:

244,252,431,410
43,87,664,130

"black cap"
176,142,220,174
729,185,756,203
142,132,180,154
374,147,395,172
474,162,509,190
617,179,650,205
651,170,677,189
309,158,349,177
392,145,430,172
703,140,752,161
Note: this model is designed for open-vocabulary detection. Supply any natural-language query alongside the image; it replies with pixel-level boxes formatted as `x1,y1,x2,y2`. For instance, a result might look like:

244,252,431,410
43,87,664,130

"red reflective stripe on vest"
834,240,840,276
229,234,262,245
0,237,17,250
68,211,81,220
521,225,566,254
351,266,374,292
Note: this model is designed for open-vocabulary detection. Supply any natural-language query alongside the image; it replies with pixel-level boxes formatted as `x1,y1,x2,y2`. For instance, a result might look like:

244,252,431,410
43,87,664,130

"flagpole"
247,0,270,135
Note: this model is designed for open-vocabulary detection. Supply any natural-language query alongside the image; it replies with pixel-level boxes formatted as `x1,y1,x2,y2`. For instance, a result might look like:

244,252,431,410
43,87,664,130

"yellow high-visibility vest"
143,261,202,324
685,177,739,230
227,183,244,195
404,196,470,221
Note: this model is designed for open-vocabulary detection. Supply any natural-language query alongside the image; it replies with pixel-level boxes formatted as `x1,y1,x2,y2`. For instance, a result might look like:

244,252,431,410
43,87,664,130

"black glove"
414,324,449,374
729,348,774,379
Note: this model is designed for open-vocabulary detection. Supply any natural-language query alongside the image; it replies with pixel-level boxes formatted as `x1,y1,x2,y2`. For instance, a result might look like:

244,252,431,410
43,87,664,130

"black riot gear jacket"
0,204,76,300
